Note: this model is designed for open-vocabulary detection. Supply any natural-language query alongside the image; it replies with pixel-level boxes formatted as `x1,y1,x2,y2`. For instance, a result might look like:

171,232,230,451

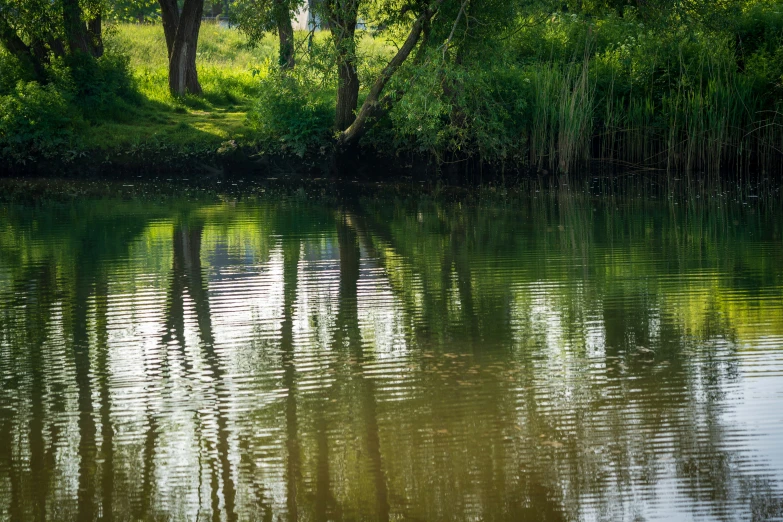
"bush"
0,52,31,96
362,48,528,165
0,82,77,164
50,52,140,120
246,71,333,157
0,49,142,165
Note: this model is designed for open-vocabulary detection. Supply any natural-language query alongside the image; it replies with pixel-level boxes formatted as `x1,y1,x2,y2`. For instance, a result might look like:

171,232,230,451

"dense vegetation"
2,0,783,179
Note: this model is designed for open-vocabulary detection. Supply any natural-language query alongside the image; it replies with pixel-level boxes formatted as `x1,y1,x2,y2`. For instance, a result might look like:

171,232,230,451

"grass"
74,22,277,153
78,23,394,155
4,10,783,180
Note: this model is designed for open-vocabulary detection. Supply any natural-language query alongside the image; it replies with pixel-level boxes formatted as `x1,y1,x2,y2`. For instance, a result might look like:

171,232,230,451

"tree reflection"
0,194,782,520
69,267,97,522
335,212,390,522
281,237,301,522
173,220,237,522
95,276,114,522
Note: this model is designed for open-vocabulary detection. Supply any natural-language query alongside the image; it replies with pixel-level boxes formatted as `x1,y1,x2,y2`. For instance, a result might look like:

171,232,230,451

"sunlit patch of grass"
81,22,280,152
108,22,278,111
82,23,397,155
81,106,249,151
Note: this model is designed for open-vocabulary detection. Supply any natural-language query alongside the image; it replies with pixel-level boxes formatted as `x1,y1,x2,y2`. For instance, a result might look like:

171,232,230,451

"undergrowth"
3,8,783,179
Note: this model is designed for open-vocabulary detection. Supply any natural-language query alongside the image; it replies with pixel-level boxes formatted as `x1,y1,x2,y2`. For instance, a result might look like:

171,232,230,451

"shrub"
50,52,140,120
363,50,529,165
246,71,333,157
0,52,32,96
0,82,77,164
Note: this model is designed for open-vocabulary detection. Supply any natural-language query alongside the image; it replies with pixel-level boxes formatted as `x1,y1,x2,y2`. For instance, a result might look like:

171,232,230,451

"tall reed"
529,58,595,174
522,46,782,181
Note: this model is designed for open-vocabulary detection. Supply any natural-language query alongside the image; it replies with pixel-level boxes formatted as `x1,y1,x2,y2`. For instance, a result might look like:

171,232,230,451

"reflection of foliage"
1,190,783,520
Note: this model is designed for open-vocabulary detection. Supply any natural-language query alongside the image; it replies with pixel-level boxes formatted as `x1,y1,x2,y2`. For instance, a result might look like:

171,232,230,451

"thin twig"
442,0,469,59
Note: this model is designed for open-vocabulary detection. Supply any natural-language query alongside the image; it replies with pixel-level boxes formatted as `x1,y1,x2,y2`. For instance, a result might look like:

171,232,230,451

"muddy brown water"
1,189,782,520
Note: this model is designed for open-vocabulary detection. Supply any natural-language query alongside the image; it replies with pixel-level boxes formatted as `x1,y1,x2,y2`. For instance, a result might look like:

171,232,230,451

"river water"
1,186,782,521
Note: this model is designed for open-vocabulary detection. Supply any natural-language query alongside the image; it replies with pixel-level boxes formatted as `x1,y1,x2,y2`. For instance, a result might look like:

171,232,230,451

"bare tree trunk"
335,58,360,131
274,0,295,69
159,0,203,96
326,0,360,131
46,38,67,59
158,0,180,57
88,14,104,58
168,0,204,96
184,33,202,94
62,0,92,55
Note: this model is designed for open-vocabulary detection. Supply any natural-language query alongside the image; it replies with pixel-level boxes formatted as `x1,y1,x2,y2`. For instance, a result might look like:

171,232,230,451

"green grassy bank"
0,23,273,168
2,6,783,180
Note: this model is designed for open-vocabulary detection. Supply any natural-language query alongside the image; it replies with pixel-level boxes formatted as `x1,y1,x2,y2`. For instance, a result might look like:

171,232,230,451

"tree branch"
338,0,445,147
442,0,469,59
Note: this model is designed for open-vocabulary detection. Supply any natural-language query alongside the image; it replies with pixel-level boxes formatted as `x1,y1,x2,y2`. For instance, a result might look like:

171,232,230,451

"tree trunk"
327,0,360,131
168,0,204,96
335,59,359,131
47,38,67,59
158,0,180,58
274,0,295,69
62,0,92,55
88,14,104,58
0,17,47,81
338,3,441,147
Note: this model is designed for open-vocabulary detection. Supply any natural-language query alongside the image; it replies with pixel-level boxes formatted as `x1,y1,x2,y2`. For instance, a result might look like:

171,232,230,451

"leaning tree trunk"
159,0,204,96
338,3,442,147
273,0,295,69
0,17,47,80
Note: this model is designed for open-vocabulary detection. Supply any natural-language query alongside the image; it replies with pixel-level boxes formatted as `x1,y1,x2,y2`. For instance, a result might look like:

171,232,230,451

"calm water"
1,188,783,521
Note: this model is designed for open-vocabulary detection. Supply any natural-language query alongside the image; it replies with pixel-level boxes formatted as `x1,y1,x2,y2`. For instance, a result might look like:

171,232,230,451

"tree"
0,8,49,81
63,0,104,56
232,0,302,70
0,0,104,81
309,0,449,144
322,0,361,131
337,0,446,144
158,0,205,96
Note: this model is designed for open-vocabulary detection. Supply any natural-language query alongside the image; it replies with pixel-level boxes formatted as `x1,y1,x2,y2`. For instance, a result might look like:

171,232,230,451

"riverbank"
4,8,783,179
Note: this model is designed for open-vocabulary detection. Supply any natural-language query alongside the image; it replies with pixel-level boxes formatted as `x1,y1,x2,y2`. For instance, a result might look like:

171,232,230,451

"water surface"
1,189,783,521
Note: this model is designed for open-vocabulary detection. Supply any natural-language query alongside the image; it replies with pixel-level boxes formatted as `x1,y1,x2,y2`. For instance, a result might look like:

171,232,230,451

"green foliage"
0,81,76,163
246,70,333,157
107,0,159,22
114,22,273,105
369,52,528,164
0,0,62,47
4,0,783,176
0,30,141,164
231,0,304,44
0,51,30,95
51,52,140,118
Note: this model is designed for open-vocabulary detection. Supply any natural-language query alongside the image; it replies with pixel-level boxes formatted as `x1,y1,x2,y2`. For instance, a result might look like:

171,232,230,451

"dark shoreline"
1,166,781,210
3,140,783,192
